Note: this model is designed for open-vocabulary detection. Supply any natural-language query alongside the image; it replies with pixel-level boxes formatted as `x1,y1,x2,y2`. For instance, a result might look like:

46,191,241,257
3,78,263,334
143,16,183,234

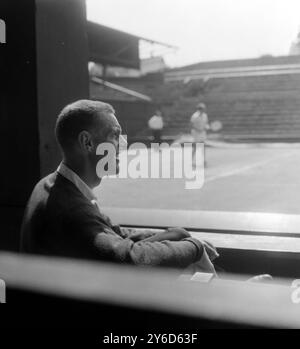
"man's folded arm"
114,226,158,241
66,206,203,268
94,232,204,268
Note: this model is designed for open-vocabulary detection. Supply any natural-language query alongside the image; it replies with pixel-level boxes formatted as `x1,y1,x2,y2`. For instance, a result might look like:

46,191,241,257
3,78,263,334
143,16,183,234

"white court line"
205,152,294,184
106,148,295,183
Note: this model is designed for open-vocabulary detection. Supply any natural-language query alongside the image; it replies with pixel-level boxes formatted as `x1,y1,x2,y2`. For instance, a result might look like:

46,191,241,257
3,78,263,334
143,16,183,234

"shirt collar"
57,162,97,202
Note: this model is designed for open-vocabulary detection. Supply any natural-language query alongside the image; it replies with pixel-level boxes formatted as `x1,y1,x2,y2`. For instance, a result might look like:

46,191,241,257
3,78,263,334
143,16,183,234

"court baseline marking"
205,151,295,184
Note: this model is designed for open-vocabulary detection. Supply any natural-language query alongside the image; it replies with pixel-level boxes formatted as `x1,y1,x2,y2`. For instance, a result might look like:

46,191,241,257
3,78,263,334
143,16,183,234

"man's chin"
95,160,119,178
107,164,120,176
94,177,102,187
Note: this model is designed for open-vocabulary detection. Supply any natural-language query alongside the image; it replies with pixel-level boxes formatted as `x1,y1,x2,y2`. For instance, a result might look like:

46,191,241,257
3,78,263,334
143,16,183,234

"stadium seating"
90,56,300,142
159,73,300,141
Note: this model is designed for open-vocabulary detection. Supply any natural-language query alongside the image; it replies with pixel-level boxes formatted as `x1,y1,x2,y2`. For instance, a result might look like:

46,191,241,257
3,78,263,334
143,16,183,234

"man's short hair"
55,99,115,151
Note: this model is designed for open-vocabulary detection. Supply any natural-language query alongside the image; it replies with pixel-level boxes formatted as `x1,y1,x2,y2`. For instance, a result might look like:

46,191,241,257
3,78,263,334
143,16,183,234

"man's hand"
165,227,191,240
128,229,156,242
140,227,191,243
129,227,219,262
202,240,219,261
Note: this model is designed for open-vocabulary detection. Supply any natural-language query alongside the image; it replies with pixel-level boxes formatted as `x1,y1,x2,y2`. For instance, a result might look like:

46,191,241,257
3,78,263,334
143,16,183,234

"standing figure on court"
148,110,164,144
190,103,209,166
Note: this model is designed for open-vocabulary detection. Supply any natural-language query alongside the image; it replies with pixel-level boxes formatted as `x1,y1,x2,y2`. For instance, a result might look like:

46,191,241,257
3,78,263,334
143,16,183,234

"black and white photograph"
1,0,300,335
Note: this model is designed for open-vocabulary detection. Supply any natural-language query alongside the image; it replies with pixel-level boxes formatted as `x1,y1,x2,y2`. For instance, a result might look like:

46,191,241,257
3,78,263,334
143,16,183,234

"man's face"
104,113,122,173
92,112,122,176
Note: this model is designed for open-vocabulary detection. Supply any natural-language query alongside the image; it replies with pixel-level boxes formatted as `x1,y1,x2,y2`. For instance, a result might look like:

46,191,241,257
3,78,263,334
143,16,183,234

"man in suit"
20,100,218,270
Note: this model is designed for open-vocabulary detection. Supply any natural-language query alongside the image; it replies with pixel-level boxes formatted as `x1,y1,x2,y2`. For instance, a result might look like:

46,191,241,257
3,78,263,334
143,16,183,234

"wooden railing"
0,252,300,328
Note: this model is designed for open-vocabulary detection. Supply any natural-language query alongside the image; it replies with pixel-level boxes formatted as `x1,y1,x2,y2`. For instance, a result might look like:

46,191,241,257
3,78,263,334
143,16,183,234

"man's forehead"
109,113,122,132
96,112,122,132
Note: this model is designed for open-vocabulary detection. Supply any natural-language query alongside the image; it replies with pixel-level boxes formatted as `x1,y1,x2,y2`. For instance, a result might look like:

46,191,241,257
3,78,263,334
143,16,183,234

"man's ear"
78,130,93,152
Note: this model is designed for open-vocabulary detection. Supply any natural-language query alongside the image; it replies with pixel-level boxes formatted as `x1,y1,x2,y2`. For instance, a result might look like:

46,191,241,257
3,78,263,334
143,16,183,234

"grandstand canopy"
87,21,175,69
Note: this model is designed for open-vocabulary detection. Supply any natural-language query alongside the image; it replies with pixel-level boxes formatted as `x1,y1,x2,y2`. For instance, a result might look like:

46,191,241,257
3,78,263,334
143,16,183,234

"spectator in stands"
190,103,210,166
148,110,164,144
20,100,218,272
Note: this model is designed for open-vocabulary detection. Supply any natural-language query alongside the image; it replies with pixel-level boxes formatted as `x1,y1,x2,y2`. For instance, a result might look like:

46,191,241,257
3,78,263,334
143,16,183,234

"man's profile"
20,100,217,270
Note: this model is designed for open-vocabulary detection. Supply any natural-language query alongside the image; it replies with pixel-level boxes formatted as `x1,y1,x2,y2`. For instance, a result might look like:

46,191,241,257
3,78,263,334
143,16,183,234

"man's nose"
119,135,127,145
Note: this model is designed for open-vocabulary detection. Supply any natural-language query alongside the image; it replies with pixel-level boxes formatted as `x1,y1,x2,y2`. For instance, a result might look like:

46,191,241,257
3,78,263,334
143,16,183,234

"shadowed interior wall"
0,0,89,250
0,0,39,250
0,0,39,207
36,0,89,176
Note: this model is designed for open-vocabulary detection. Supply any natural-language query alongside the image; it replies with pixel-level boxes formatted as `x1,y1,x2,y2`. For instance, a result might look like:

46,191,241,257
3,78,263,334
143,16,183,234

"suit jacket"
20,172,203,268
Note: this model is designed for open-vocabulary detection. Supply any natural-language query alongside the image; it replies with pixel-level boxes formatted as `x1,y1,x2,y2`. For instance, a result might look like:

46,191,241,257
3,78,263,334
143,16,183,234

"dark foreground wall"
0,0,89,250
36,0,89,176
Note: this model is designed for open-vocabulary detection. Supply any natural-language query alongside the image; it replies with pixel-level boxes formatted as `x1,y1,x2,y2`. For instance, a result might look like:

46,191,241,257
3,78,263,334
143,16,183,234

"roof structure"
170,55,300,72
166,55,300,82
87,21,176,69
